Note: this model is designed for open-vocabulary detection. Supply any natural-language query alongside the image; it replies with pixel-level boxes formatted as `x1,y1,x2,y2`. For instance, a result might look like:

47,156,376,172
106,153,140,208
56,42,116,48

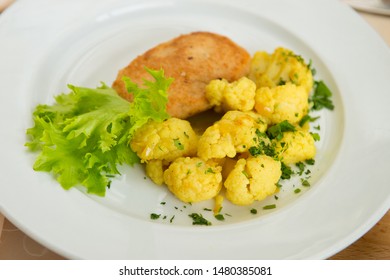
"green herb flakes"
188,213,212,226
281,162,294,180
173,138,184,150
150,213,161,220
263,204,276,210
214,214,225,221
310,80,335,111
205,167,215,174
267,120,296,141
301,178,311,187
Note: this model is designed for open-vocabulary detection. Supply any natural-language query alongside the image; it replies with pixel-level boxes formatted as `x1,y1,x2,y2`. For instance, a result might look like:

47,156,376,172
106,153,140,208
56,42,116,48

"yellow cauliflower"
274,129,316,165
249,47,314,95
205,77,256,112
197,111,267,161
145,160,165,185
224,156,281,205
254,83,309,125
130,118,198,163
163,157,222,203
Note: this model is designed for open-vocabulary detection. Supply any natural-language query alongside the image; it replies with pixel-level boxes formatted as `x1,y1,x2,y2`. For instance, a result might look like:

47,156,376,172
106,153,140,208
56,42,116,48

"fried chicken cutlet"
112,31,251,119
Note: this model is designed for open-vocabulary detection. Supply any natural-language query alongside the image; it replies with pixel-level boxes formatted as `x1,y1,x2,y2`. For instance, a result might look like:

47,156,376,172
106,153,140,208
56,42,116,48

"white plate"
0,0,389,260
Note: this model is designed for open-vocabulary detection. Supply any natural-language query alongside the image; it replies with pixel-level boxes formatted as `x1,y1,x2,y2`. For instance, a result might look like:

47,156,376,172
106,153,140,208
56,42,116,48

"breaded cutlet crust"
112,31,251,119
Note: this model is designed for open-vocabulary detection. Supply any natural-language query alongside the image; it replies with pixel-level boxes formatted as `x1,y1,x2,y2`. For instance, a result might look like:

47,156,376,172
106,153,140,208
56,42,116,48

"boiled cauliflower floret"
145,160,165,185
205,77,256,112
224,156,282,205
249,47,314,95
197,111,267,161
130,118,198,163
163,157,222,203
255,83,309,125
274,129,316,165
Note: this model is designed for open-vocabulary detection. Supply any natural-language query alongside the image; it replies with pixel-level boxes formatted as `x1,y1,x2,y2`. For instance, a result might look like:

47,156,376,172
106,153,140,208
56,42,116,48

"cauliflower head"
249,47,314,95
130,118,198,163
145,160,165,185
224,156,282,205
205,77,256,113
163,157,222,203
255,83,309,125
275,129,316,165
197,111,267,161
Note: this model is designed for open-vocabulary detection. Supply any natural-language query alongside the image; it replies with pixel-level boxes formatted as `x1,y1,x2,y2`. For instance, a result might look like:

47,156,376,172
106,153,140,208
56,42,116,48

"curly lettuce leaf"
25,68,172,196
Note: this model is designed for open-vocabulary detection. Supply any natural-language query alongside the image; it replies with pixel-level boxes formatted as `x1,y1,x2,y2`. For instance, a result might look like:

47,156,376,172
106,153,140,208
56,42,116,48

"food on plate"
25,68,172,196
224,156,281,205
163,157,222,203
273,128,316,165
130,118,198,163
254,83,308,125
131,46,332,210
26,31,335,224
112,31,251,119
205,77,256,113
249,47,314,95
197,110,267,161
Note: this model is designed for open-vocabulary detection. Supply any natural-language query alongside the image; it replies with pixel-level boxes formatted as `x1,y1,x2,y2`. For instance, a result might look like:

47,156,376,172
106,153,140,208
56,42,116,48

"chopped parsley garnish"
305,159,315,165
281,162,294,180
188,213,212,226
250,208,258,214
299,115,320,127
311,132,321,142
263,204,276,210
266,120,296,141
173,138,184,150
150,213,161,220
214,214,225,221
294,188,301,194
205,167,215,174
170,215,175,223
301,178,311,187
308,59,317,76
310,80,335,111
296,162,305,176
248,129,276,157
242,170,249,178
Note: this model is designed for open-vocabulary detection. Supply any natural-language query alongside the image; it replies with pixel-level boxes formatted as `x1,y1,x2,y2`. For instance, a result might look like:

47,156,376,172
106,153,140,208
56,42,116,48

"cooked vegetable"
249,47,314,95
274,128,316,165
197,111,267,161
254,83,309,125
224,156,281,206
206,77,256,113
130,117,198,163
163,157,222,203
25,68,172,196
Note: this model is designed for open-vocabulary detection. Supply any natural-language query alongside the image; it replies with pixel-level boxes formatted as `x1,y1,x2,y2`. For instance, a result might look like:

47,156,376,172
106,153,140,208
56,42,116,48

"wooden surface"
0,1,390,260
330,211,390,260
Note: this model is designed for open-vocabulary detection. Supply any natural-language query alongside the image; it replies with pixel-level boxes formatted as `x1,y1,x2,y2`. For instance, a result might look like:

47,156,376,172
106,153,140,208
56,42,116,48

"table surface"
1,1,390,260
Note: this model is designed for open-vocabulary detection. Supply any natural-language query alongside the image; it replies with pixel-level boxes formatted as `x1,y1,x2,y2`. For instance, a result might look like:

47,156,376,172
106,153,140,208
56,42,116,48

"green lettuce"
25,68,173,196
